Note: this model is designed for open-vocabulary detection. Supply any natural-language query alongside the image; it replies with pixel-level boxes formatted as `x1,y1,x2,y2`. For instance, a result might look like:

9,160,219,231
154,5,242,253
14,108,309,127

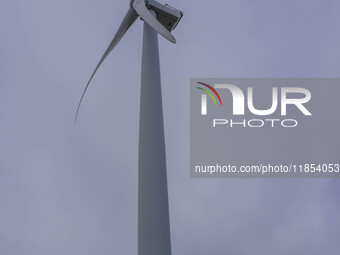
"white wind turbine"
75,1,183,255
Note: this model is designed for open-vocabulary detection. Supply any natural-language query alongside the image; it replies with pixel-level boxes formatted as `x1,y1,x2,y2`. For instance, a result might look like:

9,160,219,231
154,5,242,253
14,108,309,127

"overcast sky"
1,0,340,254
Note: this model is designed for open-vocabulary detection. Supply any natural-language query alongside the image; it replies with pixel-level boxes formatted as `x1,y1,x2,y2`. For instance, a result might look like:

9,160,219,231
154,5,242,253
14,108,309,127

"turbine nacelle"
146,0,183,32
130,0,183,32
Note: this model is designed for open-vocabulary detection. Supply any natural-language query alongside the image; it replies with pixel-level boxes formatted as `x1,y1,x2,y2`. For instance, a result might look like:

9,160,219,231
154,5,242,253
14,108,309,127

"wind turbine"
75,1,183,255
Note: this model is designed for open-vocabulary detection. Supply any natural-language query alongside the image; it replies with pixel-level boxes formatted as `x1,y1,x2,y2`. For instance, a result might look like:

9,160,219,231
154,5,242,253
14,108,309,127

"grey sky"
1,0,340,254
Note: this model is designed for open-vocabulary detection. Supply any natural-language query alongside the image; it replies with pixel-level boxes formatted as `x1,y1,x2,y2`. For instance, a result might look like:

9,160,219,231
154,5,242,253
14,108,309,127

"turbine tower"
75,1,183,255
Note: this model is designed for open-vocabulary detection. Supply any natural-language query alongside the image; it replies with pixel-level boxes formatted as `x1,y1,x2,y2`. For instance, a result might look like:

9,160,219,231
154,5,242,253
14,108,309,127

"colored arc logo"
196,82,223,106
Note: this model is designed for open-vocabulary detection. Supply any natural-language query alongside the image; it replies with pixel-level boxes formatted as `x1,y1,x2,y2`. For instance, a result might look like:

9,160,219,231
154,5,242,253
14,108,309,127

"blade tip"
171,36,176,44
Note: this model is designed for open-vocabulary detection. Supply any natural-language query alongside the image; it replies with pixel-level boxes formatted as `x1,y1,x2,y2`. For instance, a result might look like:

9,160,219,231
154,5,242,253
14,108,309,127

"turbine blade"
75,8,138,122
132,0,176,43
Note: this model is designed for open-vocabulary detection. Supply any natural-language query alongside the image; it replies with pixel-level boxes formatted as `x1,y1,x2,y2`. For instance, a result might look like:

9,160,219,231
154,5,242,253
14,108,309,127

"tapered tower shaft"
138,11,172,255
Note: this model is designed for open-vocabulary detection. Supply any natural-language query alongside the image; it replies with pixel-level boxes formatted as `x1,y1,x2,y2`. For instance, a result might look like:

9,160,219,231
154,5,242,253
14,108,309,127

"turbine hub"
130,0,148,11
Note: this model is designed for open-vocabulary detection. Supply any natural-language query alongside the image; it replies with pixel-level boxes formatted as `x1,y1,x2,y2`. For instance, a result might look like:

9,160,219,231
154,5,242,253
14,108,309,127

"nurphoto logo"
196,81,312,128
